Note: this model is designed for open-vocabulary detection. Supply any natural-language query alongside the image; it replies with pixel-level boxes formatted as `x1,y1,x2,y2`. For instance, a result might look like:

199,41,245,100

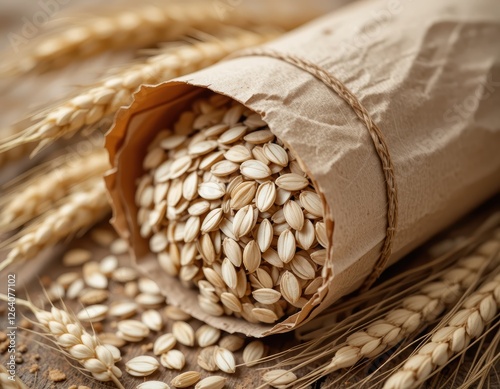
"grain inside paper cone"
135,93,327,324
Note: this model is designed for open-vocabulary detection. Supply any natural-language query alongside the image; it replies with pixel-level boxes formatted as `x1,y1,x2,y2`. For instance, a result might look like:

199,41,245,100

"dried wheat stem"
0,149,109,229
325,234,500,372
0,295,124,389
384,269,500,389
2,2,256,75
0,178,109,271
0,29,276,153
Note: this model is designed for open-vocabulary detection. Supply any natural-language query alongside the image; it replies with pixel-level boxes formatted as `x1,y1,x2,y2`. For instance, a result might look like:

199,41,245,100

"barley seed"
160,349,186,370
137,382,170,389
109,302,138,319
263,370,297,387
223,238,243,267
171,371,201,388
243,240,261,273
252,308,278,324
135,293,165,308
201,208,224,233
230,181,257,210
76,305,108,322
79,289,109,305
63,249,92,267
219,335,245,352
214,347,236,374
110,239,129,255
199,182,225,200
125,355,159,377
153,333,176,355
221,258,238,289
252,288,282,305
112,267,138,283
283,200,304,231
198,296,225,316
280,271,301,304
277,229,296,264
142,310,163,332
295,219,315,250
225,144,252,163
56,272,80,288
164,306,191,321
138,278,161,295
240,160,271,180
98,332,126,348
172,321,195,347
255,181,276,212
100,255,118,276
243,129,274,144
195,376,226,389
197,346,219,372
117,320,150,342
243,340,266,366
196,325,221,347
64,277,84,301
233,205,256,239
83,262,108,289
220,293,242,313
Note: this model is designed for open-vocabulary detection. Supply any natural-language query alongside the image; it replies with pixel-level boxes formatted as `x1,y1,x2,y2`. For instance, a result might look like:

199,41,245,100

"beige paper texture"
106,0,500,336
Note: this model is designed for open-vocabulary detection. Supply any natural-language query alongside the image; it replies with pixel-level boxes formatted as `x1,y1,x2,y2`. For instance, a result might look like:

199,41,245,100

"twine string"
233,48,398,290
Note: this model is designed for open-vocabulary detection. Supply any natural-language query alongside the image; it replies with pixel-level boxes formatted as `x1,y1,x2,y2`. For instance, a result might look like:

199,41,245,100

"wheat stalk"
0,1,257,76
0,178,109,272
0,29,277,154
383,269,500,389
0,149,109,230
0,295,124,389
323,233,500,372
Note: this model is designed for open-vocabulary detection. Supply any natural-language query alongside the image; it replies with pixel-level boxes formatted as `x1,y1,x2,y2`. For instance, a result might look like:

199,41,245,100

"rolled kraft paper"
106,0,500,336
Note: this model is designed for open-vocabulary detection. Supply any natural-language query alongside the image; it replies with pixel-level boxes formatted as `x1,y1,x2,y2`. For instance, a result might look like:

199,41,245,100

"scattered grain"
214,347,236,374
171,371,201,388
172,321,195,347
125,356,159,377
160,349,186,370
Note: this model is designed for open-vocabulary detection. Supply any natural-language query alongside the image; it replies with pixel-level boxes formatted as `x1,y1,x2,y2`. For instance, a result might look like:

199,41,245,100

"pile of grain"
135,94,327,324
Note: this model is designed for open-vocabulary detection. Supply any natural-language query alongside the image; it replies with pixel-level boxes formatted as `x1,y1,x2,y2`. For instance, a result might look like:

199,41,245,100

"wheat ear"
0,149,109,230
457,320,500,388
324,233,500,372
0,1,256,76
0,295,124,388
0,365,28,389
0,143,35,169
383,269,500,389
0,178,109,272
0,29,277,153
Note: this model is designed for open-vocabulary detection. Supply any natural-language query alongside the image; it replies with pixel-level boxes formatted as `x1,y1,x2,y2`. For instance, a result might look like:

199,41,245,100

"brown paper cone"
106,0,500,336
